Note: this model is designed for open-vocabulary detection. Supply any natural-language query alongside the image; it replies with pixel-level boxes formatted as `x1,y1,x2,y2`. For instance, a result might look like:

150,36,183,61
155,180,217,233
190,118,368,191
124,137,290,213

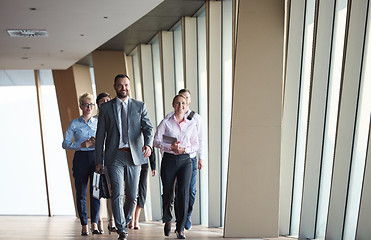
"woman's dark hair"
178,89,190,95
96,92,111,105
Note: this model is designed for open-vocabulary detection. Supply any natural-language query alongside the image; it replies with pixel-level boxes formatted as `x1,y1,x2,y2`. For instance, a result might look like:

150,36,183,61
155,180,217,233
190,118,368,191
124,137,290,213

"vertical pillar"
53,64,94,217
161,31,176,116
92,50,128,97
224,0,284,238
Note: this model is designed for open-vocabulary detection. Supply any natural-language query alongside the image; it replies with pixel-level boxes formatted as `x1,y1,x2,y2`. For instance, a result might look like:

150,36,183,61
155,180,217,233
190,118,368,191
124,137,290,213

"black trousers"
137,163,149,208
161,153,192,231
72,150,100,225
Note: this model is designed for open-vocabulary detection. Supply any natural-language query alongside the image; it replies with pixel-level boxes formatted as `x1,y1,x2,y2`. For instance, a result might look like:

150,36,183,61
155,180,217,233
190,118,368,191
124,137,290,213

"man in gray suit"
95,74,153,240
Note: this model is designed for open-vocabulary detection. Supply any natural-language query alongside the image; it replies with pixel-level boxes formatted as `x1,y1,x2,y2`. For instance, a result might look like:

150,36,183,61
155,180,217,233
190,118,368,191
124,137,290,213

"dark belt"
118,147,131,152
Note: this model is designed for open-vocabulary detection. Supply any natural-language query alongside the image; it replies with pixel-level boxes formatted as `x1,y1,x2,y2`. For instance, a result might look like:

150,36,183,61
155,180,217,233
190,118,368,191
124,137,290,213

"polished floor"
0,216,296,240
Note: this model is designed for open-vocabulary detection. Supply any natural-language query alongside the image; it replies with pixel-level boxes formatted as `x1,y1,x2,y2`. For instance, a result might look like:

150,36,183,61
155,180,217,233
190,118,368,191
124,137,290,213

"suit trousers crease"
161,153,192,231
107,150,140,233
72,150,100,225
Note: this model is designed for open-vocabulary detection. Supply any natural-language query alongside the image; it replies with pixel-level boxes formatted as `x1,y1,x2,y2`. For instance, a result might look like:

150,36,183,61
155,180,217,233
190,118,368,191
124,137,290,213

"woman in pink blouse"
154,94,199,239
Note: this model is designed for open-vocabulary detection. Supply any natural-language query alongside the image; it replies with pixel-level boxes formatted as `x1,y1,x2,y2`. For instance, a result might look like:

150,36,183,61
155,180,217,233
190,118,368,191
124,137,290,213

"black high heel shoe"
108,220,117,235
91,228,101,235
175,230,186,239
98,220,104,234
81,225,89,236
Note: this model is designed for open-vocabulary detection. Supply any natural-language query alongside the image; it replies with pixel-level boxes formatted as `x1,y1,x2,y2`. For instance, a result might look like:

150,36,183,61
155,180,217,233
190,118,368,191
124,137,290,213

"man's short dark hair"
114,74,130,85
96,92,111,105
178,89,191,95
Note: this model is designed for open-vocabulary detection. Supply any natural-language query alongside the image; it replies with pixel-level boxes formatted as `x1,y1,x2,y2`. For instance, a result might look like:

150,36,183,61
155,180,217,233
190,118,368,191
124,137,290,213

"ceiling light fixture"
7,29,48,37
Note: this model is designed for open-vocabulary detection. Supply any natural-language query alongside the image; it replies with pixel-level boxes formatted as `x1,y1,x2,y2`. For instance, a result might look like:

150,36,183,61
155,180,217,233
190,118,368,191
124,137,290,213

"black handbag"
92,171,111,199
99,172,111,199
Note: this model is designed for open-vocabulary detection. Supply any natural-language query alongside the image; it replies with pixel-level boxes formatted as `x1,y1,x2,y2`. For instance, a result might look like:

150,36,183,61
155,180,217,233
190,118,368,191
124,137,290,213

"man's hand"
198,159,203,170
96,163,103,172
152,170,157,177
143,145,152,158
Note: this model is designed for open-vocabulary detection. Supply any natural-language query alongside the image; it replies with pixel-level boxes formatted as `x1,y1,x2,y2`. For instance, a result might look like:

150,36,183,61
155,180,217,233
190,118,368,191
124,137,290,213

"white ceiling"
0,0,163,70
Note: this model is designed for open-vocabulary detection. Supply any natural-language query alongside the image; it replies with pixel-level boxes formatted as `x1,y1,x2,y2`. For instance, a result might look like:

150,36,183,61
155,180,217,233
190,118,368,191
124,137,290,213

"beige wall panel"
161,31,176,116
224,0,284,238
92,50,127,97
53,64,100,218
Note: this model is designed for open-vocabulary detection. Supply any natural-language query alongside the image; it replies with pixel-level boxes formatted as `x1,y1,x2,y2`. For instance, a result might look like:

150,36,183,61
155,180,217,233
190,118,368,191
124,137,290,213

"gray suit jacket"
95,97,153,166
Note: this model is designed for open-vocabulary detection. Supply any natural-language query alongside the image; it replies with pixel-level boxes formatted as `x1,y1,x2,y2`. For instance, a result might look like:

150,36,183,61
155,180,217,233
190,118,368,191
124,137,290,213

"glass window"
316,0,348,237
132,49,143,101
0,70,48,215
343,2,371,238
173,22,185,91
290,0,316,235
221,0,233,225
197,7,209,225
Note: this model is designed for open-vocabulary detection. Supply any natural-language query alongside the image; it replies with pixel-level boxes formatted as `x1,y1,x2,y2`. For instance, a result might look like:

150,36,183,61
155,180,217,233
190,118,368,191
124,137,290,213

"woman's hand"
170,141,185,155
80,137,95,148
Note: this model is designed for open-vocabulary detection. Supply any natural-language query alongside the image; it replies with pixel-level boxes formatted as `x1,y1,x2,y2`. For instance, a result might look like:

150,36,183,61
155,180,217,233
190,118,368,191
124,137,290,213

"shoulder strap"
187,111,195,120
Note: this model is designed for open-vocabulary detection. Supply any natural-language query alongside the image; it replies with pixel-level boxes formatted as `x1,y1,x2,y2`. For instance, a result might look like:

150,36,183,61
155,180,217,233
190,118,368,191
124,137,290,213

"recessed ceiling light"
80,34,85,36
104,16,108,19
29,8,37,11
22,57,28,60
7,29,48,37
60,50,64,52
22,47,31,49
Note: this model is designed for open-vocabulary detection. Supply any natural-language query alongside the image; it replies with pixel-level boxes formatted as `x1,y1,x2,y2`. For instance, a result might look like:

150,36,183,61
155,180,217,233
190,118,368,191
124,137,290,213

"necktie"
121,102,128,145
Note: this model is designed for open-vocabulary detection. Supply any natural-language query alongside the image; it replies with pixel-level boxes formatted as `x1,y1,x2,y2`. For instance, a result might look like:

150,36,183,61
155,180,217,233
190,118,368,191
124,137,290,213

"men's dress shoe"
118,232,128,240
81,231,89,236
175,230,186,239
164,222,171,236
185,217,192,230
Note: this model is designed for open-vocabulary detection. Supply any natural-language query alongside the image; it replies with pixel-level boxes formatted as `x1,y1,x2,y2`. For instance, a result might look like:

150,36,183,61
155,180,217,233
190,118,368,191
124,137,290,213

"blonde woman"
62,93,101,235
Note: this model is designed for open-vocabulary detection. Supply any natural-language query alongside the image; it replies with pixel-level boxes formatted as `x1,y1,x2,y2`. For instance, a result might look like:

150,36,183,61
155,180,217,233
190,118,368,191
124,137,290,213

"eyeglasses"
81,103,95,108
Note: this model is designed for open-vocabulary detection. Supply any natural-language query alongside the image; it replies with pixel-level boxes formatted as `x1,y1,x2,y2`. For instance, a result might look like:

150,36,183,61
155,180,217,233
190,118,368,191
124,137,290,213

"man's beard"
117,91,128,99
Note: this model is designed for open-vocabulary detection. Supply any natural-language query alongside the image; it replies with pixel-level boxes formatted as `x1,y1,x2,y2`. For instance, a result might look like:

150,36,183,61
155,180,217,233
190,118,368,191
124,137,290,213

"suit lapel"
112,98,120,131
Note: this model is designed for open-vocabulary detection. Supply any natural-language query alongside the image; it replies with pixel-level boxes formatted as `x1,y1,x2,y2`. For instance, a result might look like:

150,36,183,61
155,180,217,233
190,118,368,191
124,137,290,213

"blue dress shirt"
62,116,98,151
